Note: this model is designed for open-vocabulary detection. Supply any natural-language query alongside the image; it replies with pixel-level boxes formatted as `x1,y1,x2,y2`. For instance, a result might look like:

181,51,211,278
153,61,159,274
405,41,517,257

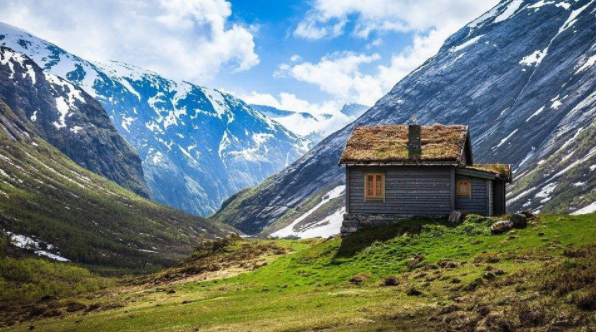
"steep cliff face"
0,22,309,216
212,0,596,234
0,46,151,198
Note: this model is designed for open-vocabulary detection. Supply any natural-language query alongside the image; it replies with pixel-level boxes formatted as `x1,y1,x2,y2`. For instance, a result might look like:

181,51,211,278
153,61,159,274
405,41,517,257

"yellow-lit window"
365,173,384,200
457,180,471,196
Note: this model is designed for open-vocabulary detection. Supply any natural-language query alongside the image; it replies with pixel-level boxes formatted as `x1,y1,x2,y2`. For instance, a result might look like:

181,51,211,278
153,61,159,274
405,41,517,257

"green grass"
3,213,596,331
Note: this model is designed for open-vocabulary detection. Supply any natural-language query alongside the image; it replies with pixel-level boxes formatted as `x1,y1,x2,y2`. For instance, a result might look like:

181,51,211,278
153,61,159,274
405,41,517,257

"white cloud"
284,0,499,106
0,0,259,81
294,0,499,40
275,52,382,105
241,91,342,115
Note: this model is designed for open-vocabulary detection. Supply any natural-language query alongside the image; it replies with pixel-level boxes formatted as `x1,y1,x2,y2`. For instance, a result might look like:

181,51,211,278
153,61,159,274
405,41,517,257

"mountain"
0,22,309,216
0,100,231,270
0,46,151,198
213,0,596,235
250,103,369,144
339,103,369,118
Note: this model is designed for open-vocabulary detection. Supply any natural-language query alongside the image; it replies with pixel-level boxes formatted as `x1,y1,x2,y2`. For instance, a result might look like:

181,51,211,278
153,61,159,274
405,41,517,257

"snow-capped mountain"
250,103,368,144
0,97,230,268
213,0,596,235
0,22,309,216
0,46,151,198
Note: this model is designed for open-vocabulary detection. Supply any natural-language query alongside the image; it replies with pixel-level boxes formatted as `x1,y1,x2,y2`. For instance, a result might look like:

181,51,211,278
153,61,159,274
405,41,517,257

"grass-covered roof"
466,164,512,182
339,124,469,164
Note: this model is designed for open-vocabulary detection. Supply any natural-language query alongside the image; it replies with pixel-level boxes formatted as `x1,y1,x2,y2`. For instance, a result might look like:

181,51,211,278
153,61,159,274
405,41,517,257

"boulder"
521,210,536,219
491,220,514,234
448,211,464,223
509,214,528,228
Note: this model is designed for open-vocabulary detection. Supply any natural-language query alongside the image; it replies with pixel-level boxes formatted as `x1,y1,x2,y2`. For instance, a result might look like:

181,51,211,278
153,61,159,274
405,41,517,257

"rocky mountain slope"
0,46,151,198
250,103,368,144
213,0,596,235
0,22,309,216
0,100,231,270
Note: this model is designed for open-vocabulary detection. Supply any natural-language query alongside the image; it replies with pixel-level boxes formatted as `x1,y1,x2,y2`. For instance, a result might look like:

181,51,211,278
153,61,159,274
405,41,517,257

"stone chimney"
408,124,421,161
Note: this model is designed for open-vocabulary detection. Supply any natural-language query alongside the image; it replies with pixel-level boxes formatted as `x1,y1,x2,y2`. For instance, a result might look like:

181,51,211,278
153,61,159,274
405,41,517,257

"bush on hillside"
192,234,240,259
382,275,400,286
349,273,369,284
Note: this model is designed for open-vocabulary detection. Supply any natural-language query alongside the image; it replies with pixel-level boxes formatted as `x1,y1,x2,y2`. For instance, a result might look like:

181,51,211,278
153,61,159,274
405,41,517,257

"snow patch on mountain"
6,231,69,262
494,0,525,23
271,185,345,238
250,103,369,145
0,22,309,215
571,201,596,215
520,49,548,66
450,35,484,53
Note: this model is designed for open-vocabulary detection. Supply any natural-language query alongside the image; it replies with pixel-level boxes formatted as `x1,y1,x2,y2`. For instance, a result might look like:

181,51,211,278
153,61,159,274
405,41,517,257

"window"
457,180,471,196
365,173,385,200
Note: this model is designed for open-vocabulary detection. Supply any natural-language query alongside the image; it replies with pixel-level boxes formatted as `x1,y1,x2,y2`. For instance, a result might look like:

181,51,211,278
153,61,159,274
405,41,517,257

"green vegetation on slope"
509,123,596,213
0,101,231,271
3,213,596,331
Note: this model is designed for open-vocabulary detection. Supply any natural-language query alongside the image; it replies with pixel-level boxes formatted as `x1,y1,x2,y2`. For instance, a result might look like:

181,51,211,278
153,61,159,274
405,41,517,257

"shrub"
437,259,459,269
518,304,547,327
473,253,501,263
406,254,425,270
464,214,488,224
563,247,591,258
571,286,596,311
192,235,240,259
349,273,369,284
382,276,400,286
406,287,423,296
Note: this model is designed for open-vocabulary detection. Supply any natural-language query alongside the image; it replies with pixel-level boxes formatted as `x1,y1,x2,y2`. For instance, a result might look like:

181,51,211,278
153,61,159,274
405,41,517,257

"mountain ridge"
0,99,231,270
0,45,151,198
213,0,596,235
249,103,369,145
0,22,308,216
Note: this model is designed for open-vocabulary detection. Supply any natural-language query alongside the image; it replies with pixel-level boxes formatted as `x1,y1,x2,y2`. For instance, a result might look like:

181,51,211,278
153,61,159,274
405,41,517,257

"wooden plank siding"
488,180,494,216
345,167,350,213
347,166,452,216
455,176,489,216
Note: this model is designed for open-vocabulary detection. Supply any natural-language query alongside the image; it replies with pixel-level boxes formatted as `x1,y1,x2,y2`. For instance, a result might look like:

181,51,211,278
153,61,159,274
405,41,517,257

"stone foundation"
340,213,410,236
340,213,447,236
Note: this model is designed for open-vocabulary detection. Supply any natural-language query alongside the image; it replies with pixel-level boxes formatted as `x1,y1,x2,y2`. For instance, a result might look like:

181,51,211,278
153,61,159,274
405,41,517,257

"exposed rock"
491,220,514,234
448,211,464,224
0,46,151,198
0,23,308,216
340,213,410,236
521,211,536,219
509,214,527,228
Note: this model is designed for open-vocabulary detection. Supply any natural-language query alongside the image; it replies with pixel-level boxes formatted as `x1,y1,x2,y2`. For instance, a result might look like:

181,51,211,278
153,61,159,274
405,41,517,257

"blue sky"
0,0,499,114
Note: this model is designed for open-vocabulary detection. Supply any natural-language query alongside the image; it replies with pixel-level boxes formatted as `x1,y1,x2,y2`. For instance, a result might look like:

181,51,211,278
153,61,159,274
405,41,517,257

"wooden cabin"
338,124,512,236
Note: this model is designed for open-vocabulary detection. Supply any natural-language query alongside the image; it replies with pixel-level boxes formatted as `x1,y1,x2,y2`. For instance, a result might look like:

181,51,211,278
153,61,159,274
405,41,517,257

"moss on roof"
339,124,468,164
467,164,512,181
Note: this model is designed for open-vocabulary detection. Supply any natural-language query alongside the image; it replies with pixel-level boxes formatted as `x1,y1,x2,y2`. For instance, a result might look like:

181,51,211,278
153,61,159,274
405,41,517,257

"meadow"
2,213,596,331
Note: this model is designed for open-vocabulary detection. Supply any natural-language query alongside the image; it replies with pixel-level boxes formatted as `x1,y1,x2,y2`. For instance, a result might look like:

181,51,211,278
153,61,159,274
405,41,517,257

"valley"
2,214,596,331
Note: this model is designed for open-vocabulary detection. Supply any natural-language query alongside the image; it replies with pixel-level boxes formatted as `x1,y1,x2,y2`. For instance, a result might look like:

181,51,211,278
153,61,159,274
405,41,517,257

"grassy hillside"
0,101,232,271
3,213,596,331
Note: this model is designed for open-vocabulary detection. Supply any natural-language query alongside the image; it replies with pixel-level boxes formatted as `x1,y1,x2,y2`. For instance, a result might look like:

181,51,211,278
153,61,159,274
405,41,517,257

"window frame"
364,172,385,202
456,179,472,197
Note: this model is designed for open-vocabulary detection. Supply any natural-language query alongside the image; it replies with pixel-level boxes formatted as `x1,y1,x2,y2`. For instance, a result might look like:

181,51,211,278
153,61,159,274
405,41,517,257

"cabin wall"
488,180,494,216
347,166,452,216
455,176,490,216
